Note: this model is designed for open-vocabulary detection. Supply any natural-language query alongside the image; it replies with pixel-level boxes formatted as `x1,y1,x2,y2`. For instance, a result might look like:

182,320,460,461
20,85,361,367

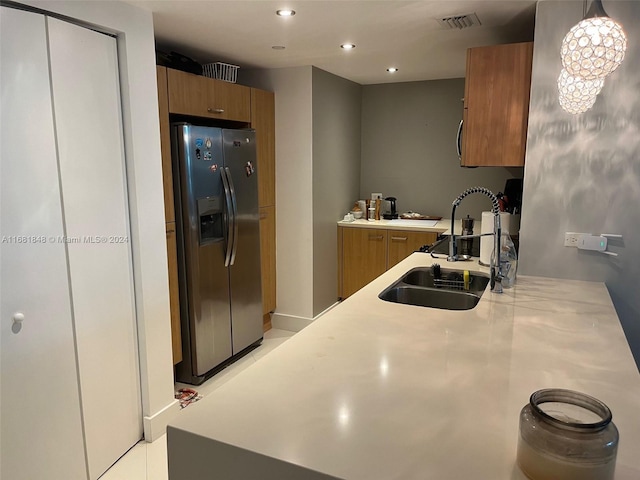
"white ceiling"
127,0,537,85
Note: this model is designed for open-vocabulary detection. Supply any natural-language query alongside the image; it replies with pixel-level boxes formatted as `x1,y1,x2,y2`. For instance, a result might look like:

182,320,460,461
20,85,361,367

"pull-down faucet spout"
448,187,503,293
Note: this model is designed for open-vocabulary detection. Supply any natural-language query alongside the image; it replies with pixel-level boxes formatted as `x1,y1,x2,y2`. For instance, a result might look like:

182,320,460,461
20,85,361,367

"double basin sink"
379,266,490,311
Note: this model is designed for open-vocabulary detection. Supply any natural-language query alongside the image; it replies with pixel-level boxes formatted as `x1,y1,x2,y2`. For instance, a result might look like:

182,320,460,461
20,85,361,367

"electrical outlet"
564,232,582,247
371,192,382,200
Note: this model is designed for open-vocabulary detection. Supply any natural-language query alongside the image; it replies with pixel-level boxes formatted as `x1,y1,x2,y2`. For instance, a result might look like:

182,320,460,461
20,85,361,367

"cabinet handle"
368,235,384,240
207,107,225,114
391,236,408,241
166,229,175,235
259,212,267,220
456,119,463,160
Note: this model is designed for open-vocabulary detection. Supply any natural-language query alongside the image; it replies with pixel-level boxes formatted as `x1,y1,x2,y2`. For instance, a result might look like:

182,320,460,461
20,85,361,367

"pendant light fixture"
557,68,604,114
558,0,627,114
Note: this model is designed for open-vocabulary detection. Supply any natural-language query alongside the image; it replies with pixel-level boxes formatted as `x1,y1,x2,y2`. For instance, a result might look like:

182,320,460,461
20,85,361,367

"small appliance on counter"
460,215,474,257
382,196,398,219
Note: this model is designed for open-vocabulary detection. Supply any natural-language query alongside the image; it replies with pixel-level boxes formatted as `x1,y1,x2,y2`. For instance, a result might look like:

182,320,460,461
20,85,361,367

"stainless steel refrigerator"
172,123,263,385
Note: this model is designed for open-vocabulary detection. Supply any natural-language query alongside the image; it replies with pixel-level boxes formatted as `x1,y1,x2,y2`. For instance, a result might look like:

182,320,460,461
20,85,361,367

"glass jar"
517,389,618,480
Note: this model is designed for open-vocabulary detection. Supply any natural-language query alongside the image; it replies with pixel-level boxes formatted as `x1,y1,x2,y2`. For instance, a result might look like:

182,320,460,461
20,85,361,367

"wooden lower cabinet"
341,228,388,298
338,227,438,298
388,230,437,269
165,222,182,364
259,206,276,330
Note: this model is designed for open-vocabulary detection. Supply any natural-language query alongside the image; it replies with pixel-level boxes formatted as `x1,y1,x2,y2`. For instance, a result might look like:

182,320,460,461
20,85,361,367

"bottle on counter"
493,231,517,288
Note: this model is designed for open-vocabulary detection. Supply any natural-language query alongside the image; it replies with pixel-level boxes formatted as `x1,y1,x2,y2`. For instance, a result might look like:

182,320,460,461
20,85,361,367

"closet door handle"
207,107,225,114
391,236,408,241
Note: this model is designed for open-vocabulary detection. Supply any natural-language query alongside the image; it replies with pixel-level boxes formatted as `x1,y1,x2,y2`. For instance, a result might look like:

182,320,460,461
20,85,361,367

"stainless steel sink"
378,267,490,311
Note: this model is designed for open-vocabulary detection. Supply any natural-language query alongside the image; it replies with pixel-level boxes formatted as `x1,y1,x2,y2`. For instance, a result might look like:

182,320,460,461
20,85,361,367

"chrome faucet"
448,187,503,293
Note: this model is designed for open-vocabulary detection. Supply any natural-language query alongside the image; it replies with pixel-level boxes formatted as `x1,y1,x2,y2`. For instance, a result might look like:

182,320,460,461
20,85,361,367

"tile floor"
100,328,295,480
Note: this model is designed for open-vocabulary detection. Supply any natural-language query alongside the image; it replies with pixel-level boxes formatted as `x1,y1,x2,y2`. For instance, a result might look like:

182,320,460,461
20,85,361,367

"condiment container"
517,389,618,480
368,207,376,221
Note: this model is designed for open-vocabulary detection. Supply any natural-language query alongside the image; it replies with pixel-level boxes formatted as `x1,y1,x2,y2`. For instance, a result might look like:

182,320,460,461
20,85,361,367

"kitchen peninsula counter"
167,254,640,479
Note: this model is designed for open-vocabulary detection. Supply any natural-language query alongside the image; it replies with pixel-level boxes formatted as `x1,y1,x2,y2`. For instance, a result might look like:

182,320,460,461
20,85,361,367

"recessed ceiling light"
341,44,356,50
276,9,295,17
387,67,398,73
272,45,286,50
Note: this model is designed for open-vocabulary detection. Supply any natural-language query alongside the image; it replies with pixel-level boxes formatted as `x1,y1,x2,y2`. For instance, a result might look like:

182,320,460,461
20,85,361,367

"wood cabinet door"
167,68,209,117
387,230,437,269
342,228,388,298
165,223,182,365
259,206,276,318
156,66,175,223
252,88,275,207
209,78,251,122
167,68,251,122
462,42,533,167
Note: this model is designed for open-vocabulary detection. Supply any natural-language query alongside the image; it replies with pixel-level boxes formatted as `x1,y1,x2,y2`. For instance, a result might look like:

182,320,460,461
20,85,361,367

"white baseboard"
143,399,181,442
271,313,313,332
271,302,341,332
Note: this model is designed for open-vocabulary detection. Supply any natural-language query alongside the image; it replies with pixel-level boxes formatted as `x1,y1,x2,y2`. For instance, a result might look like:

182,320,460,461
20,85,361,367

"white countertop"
168,254,640,479
338,218,458,234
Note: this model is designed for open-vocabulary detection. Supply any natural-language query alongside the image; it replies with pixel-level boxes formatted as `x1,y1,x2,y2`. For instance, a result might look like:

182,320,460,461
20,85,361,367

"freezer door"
222,129,264,353
174,125,232,378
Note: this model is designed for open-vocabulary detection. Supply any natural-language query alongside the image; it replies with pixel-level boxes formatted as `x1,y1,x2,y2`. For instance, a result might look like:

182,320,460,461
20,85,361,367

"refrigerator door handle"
220,167,234,267
225,166,240,266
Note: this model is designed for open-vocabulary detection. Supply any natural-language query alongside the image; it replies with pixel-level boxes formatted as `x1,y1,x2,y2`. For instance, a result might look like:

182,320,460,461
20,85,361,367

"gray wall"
312,67,362,316
519,0,640,369
360,79,522,220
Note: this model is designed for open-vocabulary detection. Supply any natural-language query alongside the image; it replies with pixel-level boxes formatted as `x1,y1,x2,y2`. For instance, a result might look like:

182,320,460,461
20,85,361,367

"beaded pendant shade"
558,0,627,114
561,17,627,79
557,68,604,114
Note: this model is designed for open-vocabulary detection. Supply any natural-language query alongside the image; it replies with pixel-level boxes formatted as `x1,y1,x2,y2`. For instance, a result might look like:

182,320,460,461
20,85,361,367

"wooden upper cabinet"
462,42,533,167
251,88,275,208
167,68,250,122
156,66,175,223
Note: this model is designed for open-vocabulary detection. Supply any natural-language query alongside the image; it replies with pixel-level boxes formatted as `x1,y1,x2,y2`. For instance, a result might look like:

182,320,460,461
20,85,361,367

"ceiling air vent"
437,13,482,30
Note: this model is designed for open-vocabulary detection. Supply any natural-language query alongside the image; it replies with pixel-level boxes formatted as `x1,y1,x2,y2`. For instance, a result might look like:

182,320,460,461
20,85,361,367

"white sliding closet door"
0,8,87,480
47,17,143,479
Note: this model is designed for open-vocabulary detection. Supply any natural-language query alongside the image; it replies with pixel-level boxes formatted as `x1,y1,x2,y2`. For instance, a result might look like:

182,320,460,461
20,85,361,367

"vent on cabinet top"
437,13,482,30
